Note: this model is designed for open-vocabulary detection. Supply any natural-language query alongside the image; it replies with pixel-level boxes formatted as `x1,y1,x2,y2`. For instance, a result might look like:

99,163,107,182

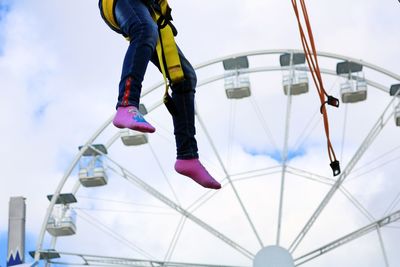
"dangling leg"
112,0,156,133
151,47,221,189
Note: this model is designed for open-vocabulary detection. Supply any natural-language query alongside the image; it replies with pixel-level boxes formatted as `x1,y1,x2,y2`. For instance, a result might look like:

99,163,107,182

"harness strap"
150,1,184,115
155,35,178,116
149,2,184,84
99,0,122,35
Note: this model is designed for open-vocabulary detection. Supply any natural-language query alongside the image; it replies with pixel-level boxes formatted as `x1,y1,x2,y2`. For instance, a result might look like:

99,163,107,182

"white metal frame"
33,49,400,267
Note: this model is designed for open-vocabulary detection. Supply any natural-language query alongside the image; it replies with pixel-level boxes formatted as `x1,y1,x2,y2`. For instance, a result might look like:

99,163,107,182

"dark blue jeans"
111,0,199,159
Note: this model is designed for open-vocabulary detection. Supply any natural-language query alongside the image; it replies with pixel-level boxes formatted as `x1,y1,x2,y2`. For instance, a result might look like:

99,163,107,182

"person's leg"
151,48,221,189
170,49,199,160
112,0,156,133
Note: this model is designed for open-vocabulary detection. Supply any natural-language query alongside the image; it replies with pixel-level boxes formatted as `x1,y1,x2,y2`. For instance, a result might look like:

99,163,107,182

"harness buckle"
327,95,339,108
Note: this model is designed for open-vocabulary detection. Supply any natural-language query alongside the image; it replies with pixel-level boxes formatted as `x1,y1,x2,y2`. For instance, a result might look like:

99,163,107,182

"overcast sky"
1,0,400,267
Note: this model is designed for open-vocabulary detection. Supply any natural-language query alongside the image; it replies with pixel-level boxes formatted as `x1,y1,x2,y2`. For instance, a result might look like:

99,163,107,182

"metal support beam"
289,95,397,253
294,209,400,266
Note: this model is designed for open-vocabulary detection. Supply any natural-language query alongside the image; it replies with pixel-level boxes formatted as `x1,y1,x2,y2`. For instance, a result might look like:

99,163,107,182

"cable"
148,143,181,205
348,155,400,181
77,209,155,259
291,0,340,176
76,195,169,209
293,77,340,151
163,215,187,262
74,207,175,216
349,144,400,176
340,104,348,161
227,100,236,171
383,192,400,217
249,97,279,151
339,186,375,222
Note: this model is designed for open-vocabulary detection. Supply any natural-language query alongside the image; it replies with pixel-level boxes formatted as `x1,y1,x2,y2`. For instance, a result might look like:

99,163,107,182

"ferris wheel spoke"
75,209,155,259
383,192,400,217
376,228,390,267
347,143,400,178
294,209,400,266
289,96,398,253
276,80,293,245
339,186,376,222
249,96,279,151
340,104,349,161
285,167,377,224
196,106,264,248
164,215,187,262
148,143,181,205
187,182,229,213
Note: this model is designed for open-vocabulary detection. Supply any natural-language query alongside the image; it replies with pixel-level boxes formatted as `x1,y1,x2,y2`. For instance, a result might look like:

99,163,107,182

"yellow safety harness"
100,0,184,115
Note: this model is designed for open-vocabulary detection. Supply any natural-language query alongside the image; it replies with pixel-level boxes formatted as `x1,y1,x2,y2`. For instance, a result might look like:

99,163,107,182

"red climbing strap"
291,0,341,176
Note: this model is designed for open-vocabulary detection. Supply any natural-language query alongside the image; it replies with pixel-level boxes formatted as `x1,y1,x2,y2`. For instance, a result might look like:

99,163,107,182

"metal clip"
330,160,341,176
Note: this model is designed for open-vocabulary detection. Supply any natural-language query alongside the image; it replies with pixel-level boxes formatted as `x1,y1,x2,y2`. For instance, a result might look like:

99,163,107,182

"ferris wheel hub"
253,245,294,267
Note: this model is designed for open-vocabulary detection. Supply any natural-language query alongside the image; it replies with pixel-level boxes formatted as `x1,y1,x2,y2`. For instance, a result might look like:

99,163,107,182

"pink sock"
113,106,155,133
175,159,221,190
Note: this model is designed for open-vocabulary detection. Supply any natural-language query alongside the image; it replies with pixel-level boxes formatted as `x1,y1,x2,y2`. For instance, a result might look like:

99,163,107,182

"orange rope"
291,0,341,175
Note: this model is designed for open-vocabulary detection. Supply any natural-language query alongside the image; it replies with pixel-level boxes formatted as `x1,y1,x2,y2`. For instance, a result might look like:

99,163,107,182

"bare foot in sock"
113,106,155,133
175,159,221,190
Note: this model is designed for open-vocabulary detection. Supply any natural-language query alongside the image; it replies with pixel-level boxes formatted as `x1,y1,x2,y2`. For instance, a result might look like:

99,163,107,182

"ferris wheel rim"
34,49,400,265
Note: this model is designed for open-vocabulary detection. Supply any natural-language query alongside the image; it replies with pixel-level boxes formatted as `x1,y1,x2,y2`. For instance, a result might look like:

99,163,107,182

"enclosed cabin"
121,130,148,146
280,52,309,95
46,193,77,237
120,104,149,146
337,61,367,103
390,84,400,126
223,56,251,99
29,250,60,261
78,144,108,187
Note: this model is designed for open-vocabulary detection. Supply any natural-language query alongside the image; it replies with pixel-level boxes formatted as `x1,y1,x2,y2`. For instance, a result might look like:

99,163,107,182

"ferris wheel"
30,49,400,267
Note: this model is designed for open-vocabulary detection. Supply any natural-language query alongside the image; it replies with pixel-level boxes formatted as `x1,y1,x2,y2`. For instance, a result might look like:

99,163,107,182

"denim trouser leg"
151,48,199,159
114,0,159,108
112,0,198,159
